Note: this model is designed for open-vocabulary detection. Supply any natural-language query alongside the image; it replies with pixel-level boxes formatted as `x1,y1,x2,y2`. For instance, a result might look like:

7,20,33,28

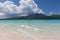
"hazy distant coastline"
0,13,60,20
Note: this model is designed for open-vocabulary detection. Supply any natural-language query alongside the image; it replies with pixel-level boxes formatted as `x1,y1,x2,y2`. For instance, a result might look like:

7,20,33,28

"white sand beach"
0,29,39,40
0,24,60,40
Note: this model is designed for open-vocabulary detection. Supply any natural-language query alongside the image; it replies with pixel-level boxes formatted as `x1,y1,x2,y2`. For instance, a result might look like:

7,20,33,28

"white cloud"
18,0,44,14
0,1,17,13
48,12,53,16
0,0,44,18
0,12,5,16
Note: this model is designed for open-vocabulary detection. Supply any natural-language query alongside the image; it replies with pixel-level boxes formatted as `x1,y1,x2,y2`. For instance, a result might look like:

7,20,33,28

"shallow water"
0,20,60,40
0,20,60,31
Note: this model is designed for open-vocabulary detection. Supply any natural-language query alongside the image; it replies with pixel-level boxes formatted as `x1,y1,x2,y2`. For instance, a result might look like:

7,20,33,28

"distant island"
0,13,60,20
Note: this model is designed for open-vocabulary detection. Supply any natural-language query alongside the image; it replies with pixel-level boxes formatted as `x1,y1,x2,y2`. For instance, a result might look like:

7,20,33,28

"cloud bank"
0,0,44,19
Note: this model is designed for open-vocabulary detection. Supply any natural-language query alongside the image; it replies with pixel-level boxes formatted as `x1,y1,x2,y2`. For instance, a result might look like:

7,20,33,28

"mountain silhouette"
0,13,60,20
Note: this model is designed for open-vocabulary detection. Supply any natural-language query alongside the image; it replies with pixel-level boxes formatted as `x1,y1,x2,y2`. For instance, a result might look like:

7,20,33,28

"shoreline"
0,24,60,40
0,29,39,40
0,28,60,40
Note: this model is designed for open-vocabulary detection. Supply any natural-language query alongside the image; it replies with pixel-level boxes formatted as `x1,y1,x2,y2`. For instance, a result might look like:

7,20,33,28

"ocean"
0,20,60,31
0,20,60,40
0,20,60,24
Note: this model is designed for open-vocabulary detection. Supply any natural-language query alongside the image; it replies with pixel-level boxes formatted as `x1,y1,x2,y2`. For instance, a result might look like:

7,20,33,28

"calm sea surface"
0,20,60,31
0,20,60,24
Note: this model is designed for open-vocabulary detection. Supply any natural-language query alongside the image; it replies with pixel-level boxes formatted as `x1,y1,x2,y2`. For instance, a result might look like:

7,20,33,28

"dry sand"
0,29,39,40
0,29,60,40
0,24,60,40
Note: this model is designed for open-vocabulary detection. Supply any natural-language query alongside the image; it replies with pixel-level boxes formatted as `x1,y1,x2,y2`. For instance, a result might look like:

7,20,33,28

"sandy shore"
0,24,60,40
0,29,60,40
0,29,40,40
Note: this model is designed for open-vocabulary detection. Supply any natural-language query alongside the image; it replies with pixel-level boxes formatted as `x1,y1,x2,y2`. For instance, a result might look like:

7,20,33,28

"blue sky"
35,0,60,14
10,0,60,14
0,0,60,18
0,0,60,14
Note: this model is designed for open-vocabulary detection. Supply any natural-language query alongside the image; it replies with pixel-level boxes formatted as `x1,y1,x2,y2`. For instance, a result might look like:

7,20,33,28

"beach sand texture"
0,29,39,40
0,24,60,40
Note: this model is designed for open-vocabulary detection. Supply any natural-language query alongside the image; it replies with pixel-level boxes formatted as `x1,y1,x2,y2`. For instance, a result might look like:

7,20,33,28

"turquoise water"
0,20,60,31
0,20,60,24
